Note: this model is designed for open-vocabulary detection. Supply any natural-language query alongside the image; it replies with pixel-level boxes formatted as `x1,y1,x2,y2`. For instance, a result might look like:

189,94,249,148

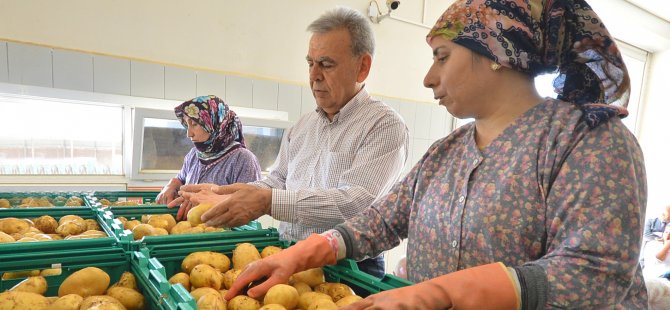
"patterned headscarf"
427,0,630,128
174,95,246,164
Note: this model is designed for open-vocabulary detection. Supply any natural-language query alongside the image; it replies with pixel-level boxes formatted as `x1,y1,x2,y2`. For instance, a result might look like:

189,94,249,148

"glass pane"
139,118,191,172
244,126,284,173
0,96,123,175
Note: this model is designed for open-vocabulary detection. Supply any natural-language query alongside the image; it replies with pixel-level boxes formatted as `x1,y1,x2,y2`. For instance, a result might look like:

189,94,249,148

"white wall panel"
53,50,93,92
7,42,52,87
277,83,302,122
429,105,448,141
196,71,226,99
226,75,252,108
397,101,417,138
131,61,164,99
252,79,279,111
300,86,316,116
165,66,196,101
93,55,130,95
0,41,8,83
414,104,432,139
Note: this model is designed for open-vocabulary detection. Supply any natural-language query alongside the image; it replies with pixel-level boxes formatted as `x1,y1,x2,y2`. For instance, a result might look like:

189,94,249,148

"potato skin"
290,268,325,288
168,272,191,291
181,251,230,274
187,203,215,226
50,294,84,310
190,264,223,290
9,275,47,295
33,215,58,234
106,286,145,310
58,267,110,297
260,246,282,258
228,295,261,310
233,243,261,270
264,284,299,310
0,291,50,309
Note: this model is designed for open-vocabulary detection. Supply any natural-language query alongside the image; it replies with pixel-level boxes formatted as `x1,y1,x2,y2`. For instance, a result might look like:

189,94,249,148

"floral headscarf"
174,95,246,164
428,0,630,128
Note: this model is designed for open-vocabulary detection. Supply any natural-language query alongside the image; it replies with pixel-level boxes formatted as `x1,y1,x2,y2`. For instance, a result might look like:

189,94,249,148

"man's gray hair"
307,7,375,57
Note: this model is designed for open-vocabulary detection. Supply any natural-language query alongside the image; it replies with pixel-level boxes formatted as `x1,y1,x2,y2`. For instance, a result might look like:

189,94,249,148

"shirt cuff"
270,188,297,222
513,264,548,310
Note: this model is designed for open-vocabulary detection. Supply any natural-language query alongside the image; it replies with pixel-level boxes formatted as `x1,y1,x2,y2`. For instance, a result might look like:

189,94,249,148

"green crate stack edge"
137,238,413,310
0,191,91,209
87,192,274,253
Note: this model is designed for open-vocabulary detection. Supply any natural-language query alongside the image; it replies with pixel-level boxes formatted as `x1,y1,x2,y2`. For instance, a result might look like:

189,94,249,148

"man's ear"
356,53,372,83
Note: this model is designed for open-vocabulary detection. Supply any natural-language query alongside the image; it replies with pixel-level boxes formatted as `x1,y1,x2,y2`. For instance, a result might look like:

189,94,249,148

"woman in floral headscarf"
223,1,647,308
157,95,261,220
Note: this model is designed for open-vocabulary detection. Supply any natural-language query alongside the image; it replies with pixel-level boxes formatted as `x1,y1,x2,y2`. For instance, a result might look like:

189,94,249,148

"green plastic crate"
143,239,411,309
0,208,120,272
0,246,180,310
94,205,270,253
0,191,89,208
86,191,161,207
131,250,195,310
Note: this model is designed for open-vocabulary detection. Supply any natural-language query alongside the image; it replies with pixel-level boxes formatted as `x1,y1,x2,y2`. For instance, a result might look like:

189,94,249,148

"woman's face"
184,116,210,143
423,37,494,119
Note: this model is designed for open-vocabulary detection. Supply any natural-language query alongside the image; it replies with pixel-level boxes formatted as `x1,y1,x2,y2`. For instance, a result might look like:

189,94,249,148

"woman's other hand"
156,178,182,204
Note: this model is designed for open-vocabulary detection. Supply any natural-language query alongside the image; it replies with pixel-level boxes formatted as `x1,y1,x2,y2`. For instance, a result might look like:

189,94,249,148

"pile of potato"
0,196,84,208
0,215,106,243
116,213,228,240
0,267,145,310
98,198,142,207
166,243,363,310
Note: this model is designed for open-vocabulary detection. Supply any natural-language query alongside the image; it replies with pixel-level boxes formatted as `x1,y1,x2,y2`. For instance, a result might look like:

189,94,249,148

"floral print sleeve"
336,99,647,308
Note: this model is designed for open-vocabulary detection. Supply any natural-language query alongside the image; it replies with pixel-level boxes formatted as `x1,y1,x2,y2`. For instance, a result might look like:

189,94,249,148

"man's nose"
310,66,323,81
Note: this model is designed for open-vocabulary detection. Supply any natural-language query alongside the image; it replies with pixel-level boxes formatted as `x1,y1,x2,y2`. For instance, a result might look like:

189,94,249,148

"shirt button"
473,159,479,165
452,240,458,248
458,196,465,203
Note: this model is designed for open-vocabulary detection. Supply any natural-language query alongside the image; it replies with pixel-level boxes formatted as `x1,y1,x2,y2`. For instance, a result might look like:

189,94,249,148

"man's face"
307,29,368,118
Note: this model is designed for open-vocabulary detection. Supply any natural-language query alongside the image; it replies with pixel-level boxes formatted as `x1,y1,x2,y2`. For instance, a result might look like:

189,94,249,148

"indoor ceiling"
626,0,670,22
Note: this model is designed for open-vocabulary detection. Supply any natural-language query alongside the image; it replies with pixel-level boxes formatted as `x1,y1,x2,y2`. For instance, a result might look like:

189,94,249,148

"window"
0,94,123,175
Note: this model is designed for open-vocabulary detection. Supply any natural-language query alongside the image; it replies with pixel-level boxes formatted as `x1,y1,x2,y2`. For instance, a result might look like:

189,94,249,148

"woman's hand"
156,178,182,204
167,183,216,221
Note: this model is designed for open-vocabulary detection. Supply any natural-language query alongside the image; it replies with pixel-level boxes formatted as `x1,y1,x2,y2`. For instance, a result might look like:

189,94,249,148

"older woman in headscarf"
223,0,647,308
157,95,261,220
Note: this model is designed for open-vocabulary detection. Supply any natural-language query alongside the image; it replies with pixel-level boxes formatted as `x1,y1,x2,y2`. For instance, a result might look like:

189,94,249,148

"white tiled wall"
0,40,456,277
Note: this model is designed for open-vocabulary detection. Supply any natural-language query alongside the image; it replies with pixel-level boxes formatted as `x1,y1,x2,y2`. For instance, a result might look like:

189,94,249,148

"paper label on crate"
51,263,62,269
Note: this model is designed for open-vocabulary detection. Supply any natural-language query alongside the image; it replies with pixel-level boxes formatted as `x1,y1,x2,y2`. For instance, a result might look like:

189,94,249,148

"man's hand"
167,183,217,221
197,183,272,228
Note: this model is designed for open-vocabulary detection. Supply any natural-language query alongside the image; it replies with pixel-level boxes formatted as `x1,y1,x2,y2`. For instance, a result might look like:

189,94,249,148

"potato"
106,286,145,310
197,292,227,310
0,231,14,243
290,268,325,288
150,214,177,231
326,283,353,302
28,233,53,241
147,216,170,230
222,269,242,290
0,198,10,208
153,227,169,236
51,294,84,310
58,267,110,297
124,220,141,231
260,305,288,310
110,271,137,290
2,270,40,280
55,221,86,237
168,272,191,291
292,282,312,295
190,264,223,290
79,295,125,309
313,283,331,295
181,251,231,274
297,292,332,310
228,295,260,310
46,296,59,304
233,243,261,270
264,284,299,310
170,221,192,234
261,246,282,258
184,226,205,234
335,295,363,307
307,299,337,310
33,215,58,234
57,215,84,226
187,203,215,226
84,219,101,231
190,287,219,301
204,226,226,233
99,198,112,206
48,234,64,240
0,218,30,234
0,291,50,309
41,268,63,277
16,237,39,242
9,275,47,294
132,224,155,240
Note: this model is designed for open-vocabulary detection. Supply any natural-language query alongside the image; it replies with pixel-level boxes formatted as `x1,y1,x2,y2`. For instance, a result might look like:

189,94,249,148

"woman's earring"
490,62,501,71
